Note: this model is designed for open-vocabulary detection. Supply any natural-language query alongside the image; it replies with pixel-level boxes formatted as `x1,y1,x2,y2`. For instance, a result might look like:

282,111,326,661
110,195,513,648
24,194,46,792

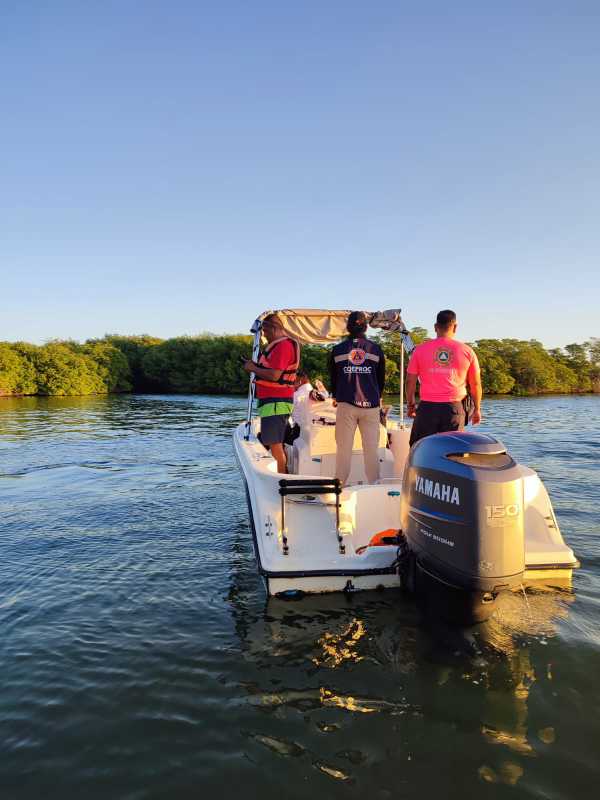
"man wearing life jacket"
406,309,482,446
329,311,386,485
243,313,300,473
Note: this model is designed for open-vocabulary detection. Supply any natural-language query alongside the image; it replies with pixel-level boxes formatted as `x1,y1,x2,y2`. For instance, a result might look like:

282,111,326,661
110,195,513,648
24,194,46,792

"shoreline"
2,390,599,401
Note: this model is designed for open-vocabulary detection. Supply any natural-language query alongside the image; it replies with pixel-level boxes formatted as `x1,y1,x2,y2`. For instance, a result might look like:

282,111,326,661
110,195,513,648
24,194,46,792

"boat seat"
317,447,396,483
305,415,387,453
293,419,392,481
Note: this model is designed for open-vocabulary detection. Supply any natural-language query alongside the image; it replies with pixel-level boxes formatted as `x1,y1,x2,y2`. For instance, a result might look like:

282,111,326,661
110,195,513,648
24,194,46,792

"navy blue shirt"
329,337,386,408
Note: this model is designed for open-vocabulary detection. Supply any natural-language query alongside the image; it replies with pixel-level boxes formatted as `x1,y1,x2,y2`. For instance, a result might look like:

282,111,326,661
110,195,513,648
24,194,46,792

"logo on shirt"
434,347,453,367
348,348,367,366
343,365,372,374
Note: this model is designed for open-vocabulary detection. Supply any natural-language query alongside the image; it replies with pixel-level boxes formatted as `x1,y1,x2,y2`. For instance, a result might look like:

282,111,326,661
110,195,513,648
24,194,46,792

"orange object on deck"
369,529,399,547
356,529,400,554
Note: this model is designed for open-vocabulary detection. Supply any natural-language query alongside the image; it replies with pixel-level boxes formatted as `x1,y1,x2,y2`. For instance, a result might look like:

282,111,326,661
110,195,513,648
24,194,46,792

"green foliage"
192,336,253,393
0,339,133,396
588,338,600,366
471,338,587,395
300,345,330,383
0,328,597,397
0,343,20,394
0,343,37,395
105,335,163,391
376,331,595,397
5,342,40,394
376,327,432,395
33,343,106,396
141,335,253,393
408,327,430,346
82,341,132,392
471,340,515,395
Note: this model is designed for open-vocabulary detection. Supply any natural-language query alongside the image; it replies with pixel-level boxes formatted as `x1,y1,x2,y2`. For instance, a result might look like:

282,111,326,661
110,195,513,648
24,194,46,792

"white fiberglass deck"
234,409,577,596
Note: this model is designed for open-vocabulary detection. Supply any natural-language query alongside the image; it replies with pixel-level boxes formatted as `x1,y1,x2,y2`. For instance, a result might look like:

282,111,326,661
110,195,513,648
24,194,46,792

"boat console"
289,399,399,482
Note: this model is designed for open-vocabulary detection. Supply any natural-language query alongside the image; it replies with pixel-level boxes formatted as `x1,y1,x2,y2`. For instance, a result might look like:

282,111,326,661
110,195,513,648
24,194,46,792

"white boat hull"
234,416,405,596
234,416,577,598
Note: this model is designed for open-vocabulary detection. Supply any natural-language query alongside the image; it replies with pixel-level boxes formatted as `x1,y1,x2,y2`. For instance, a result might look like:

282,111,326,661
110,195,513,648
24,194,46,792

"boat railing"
278,478,343,555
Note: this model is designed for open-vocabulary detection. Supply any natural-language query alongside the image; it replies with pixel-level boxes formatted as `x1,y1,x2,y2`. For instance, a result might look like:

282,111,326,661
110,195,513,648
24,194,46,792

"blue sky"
1,1,598,348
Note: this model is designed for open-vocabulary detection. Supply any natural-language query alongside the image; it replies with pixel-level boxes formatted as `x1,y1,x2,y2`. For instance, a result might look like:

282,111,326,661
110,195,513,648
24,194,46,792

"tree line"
1,331,599,397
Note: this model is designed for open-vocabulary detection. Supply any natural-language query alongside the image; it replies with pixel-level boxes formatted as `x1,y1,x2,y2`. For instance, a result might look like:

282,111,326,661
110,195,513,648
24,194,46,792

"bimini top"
254,308,411,347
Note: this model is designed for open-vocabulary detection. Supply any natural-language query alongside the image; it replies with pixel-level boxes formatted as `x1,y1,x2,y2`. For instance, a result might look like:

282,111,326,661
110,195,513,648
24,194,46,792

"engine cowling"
401,431,526,620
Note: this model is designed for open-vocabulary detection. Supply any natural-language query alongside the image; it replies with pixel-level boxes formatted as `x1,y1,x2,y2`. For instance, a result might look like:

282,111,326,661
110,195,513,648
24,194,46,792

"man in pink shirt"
406,310,482,446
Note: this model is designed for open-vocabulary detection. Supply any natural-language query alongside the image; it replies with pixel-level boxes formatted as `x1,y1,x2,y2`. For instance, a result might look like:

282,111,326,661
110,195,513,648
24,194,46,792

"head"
261,313,285,343
294,368,310,389
434,309,457,338
347,310,368,338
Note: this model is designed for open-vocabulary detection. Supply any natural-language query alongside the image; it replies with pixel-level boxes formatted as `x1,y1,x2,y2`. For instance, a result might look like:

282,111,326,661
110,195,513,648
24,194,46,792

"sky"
1,1,599,349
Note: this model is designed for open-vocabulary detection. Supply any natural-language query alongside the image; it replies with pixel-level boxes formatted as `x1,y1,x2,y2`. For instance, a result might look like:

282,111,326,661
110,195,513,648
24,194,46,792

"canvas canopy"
244,308,414,436
255,308,410,346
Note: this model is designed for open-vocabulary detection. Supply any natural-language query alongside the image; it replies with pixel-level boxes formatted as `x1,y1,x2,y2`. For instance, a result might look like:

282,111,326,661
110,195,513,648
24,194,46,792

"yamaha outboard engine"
400,431,525,623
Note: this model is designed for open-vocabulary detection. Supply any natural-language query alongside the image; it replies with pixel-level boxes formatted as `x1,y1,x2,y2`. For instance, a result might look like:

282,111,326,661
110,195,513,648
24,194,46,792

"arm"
467,352,482,424
405,349,419,417
376,350,386,400
467,373,482,424
328,349,337,399
405,373,418,418
243,361,283,382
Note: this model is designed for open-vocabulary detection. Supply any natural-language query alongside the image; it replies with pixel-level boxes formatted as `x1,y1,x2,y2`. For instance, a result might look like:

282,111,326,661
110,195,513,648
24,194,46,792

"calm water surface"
1,394,599,799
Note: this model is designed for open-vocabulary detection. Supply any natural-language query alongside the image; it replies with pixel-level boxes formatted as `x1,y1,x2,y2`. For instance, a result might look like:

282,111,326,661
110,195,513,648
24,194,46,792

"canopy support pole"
400,338,404,428
244,321,262,441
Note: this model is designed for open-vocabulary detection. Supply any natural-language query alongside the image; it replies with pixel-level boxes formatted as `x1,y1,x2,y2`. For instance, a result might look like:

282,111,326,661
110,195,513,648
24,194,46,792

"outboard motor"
400,431,525,623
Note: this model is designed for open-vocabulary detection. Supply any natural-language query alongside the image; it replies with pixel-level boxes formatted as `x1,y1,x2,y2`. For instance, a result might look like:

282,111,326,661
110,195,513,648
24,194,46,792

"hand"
407,401,417,418
242,359,255,373
471,409,482,425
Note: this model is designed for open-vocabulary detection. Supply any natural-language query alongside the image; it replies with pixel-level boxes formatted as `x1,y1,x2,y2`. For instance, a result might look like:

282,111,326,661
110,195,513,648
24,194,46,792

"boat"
233,309,579,622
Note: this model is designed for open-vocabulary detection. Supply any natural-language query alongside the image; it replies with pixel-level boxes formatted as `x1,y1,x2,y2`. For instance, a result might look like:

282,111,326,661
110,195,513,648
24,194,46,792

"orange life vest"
254,336,301,391
356,529,400,555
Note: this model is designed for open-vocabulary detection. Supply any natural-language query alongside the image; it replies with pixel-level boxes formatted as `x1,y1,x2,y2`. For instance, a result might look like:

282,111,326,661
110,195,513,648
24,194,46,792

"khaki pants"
335,402,381,485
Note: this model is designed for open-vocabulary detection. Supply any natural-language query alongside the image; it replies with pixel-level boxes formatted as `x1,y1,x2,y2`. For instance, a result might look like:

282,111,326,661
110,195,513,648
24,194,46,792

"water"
1,394,599,799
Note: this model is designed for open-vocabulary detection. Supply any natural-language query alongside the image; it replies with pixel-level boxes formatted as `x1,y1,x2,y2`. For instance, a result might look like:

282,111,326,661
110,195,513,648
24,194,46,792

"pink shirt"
407,338,480,402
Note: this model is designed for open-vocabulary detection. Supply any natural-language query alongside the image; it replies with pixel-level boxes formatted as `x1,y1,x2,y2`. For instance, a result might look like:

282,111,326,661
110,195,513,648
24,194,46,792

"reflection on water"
228,521,592,793
1,394,600,798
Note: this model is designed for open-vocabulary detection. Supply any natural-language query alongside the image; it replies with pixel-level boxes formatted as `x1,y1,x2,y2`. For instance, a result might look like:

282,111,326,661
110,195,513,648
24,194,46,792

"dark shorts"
409,401,466,447
260,414,290,447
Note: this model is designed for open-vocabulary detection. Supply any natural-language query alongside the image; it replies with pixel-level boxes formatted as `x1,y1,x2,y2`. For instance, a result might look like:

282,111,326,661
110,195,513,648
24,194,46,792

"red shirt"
255,338,297,399
407,337,480,402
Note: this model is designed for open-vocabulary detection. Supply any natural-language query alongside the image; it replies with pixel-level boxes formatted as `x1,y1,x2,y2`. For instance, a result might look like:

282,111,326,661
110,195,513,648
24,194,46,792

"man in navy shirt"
329,311,386,485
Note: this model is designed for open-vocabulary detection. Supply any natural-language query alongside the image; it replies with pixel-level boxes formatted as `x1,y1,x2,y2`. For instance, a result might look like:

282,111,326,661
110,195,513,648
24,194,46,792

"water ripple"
1,393,599,798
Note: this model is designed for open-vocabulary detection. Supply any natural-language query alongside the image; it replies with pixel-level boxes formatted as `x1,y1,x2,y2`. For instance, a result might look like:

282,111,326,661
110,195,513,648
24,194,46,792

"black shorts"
409,401,466,447
260,414,290,447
